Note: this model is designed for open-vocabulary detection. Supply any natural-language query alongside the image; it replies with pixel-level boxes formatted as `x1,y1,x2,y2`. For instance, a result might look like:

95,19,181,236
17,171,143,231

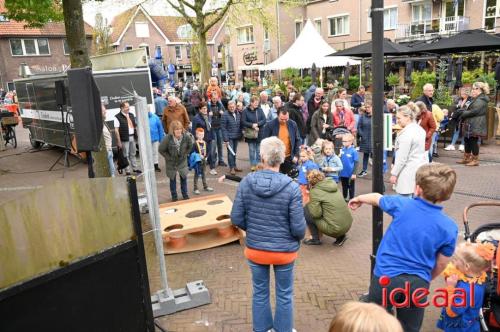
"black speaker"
67,68,103,152
55,80,66,105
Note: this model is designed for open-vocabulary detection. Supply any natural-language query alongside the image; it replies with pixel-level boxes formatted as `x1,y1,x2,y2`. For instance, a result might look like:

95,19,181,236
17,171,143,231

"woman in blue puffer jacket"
231,136,305,332
148,109,164,172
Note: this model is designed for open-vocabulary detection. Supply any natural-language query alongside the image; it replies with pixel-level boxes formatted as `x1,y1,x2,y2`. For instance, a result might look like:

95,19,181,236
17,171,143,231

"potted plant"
387,72,400,98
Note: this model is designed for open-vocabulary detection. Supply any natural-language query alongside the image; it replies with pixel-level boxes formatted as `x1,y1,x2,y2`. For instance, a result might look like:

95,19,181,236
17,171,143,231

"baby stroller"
324,126,351,155
463,201,500,332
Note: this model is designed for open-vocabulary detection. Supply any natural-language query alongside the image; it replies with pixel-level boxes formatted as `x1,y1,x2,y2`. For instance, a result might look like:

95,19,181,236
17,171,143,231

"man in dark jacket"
221,101,242,175
263,108,301,175
415,83,434,111
208,93,227,167
285,93,306,145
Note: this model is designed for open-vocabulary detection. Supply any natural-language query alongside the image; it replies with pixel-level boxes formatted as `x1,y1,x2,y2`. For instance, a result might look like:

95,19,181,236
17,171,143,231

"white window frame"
327,14,350,37
236,25,255,45
295,20,303,39
314,18,322,34
62,39,70,55
9,38,51,56
367,6,398,32
135,22,150,38
175,45,182,60
177,24,193,39
411,2,433,23
483,0,499,30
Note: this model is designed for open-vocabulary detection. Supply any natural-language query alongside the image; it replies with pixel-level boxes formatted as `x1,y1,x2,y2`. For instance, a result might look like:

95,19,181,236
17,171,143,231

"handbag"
243,110,259,139
117,147,129,171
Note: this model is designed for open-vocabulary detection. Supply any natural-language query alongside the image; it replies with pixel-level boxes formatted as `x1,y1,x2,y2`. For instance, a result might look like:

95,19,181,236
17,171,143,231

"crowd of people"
108,76,493,332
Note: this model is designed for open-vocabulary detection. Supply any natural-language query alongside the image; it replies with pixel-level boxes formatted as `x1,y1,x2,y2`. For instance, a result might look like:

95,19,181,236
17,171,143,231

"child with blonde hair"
329,301,403,332
319,140,343,183
437,241,495,331
296,147,319,205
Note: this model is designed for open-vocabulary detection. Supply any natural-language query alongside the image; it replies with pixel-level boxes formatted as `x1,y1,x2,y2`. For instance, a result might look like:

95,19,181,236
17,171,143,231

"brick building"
0,0,93,91
109,4,227,82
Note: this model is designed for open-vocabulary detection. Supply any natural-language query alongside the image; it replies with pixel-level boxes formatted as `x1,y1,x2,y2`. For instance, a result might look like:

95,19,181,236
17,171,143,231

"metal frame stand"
134,95,210,317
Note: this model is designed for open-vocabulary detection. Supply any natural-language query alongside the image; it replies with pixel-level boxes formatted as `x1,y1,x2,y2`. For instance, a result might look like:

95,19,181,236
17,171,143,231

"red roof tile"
0,0,92,37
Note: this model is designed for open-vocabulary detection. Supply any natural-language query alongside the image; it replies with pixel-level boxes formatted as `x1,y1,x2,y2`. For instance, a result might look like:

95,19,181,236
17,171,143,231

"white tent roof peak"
264,19,359,70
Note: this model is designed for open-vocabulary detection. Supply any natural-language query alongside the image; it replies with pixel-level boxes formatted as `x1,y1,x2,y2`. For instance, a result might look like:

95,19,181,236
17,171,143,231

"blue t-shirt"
375,196,458,282
437,280,485,332
297,160,319,185
339,146,359,178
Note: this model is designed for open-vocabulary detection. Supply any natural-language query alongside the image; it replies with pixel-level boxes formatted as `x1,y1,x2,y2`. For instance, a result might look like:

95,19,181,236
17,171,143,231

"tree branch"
202,0,233,33
165,0,197,27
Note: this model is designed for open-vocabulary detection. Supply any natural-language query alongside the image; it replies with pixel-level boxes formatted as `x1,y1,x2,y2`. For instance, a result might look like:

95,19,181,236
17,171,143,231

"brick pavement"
2,126,500,331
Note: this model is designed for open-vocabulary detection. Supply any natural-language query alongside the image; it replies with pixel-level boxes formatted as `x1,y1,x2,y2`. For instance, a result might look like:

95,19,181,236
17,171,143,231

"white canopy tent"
264,20,360,70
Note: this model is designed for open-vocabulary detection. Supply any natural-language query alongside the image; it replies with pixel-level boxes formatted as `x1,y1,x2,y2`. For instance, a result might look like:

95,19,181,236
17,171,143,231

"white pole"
135,95,169,292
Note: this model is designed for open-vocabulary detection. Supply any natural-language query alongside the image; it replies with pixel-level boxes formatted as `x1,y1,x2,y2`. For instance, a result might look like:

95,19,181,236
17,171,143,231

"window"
314,19,322,33
135,22,149,38
124,45,133,51
295,21,302,39
9,38,50,56
264,28,270,41
484,0,497,30
367,7,397,32
175,45,182,60
177,24,193,39
411,3,432,23
186,45,191,59
63,39,70,55
328,15,349,36
237,26,254,44
0,15,9,22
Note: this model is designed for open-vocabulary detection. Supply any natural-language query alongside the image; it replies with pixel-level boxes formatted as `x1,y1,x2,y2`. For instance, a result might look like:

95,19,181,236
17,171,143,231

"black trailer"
15,68,154,150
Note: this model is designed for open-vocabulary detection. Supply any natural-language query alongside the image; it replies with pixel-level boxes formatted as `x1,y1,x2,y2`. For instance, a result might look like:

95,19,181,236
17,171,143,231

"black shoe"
303,239,322,245
218,161,228,167
154,164,161,172
182,195,190,200
432,152,439,158
358,171,367,177
134,169,142,174
126,172,131,176
118,169,123,175
171,197,178,202
333,235,347,246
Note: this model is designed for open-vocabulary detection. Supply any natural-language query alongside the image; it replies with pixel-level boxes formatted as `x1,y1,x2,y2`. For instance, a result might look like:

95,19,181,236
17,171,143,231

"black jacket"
285,103,306,139
415,95,433,111
461,94,489,137
306,96,324,134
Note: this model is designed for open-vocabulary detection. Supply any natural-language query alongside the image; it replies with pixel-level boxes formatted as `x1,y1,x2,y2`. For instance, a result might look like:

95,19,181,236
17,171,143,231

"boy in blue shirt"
339,133,358,201
348,163,458,332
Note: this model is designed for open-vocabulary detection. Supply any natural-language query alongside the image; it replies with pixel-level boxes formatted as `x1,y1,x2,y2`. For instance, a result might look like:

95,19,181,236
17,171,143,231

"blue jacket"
154,96,167,117
231,170,306,252
148,112,164,143
242,106,266,142
221,110,242,141
297,160,320,185
263,118,301,158
191,113,213,142
350,93,365,109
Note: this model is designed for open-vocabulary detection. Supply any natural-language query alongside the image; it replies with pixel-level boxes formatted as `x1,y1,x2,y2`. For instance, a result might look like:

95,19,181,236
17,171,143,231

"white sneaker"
458,145,465,152
444,145,455,151
204,187,214,192
193,189,200,195
209,169,218,175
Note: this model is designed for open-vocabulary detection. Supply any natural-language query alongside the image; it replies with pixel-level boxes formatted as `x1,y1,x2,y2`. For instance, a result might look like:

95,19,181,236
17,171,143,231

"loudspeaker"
67,68,103,152
55,80,66,106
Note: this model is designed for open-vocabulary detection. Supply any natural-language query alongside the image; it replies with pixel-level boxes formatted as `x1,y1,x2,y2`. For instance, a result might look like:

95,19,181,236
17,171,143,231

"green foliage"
387,72,399,87
282,68,300,81
243,77,258,91
3,0,63,28
303,76,312,89
410,71,436,99
433,60,453,107
476,72,497,90
341,75,360,92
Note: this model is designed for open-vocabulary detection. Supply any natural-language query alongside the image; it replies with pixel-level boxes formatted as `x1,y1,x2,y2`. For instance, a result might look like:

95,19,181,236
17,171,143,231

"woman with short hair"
231,136,305,332
458,82,489,166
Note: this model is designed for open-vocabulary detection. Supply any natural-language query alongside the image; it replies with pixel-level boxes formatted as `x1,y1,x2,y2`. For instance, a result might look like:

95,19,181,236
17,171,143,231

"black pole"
370,0,384,278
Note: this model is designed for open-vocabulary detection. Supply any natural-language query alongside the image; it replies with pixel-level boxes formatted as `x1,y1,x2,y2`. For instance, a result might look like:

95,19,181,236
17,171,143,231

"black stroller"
324,126,352,155
463,202,500,332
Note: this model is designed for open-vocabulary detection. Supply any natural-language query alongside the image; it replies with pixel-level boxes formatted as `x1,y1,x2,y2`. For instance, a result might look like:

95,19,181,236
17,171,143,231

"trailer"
15,67,154,150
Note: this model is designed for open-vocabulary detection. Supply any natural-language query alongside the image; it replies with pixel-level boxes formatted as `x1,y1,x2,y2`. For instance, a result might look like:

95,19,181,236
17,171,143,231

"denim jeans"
227,139,239,168
207,141,215,169
248,260,295,332
121,137,138,172
107,150,115,177
362,152,370,172
169,173,188,199
450,127,464,146
211,127,224,164
248,141,261,167
367,274,429,332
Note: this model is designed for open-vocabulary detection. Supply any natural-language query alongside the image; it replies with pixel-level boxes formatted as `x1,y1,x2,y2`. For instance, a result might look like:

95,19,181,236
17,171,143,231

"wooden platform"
159,194,243,254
